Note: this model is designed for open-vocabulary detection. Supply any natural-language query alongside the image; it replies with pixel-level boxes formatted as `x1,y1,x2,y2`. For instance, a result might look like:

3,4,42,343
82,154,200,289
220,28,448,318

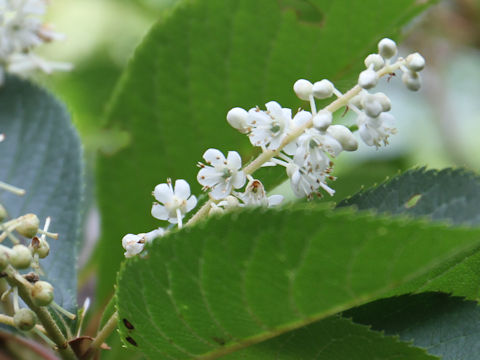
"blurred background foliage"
28,0,480,343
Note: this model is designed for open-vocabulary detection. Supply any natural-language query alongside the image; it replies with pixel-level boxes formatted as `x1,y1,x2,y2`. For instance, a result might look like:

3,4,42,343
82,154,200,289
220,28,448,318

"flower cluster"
0,183,76,334
122,38,425,257
0,0,71,85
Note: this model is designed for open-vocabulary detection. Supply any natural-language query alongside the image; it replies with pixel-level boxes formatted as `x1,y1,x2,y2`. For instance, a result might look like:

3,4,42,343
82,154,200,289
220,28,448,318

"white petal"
232,171,246,189
174,179,191,199
151,203,169,220
210,183,231,200
267,194,284,207
186,196,197,212
265,101,283,116
283,141,298,156
197,167,222,187
122,234,141,249
293,110,312,128
226,151,242,170
281,108,292,121
203,148,225,165
153,183,173,204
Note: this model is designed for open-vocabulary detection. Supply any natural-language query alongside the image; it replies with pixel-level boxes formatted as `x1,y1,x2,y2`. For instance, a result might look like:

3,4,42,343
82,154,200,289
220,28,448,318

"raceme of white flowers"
122,38,425,257
0,0,71,85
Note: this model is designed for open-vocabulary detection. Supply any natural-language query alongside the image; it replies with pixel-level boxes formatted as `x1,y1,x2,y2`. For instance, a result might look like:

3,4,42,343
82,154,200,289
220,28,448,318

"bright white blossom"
123,37,426,255
237,178,283,207
122,228,165,258
357,112,396,148
0,0,71,84
151,179,197,227
197,149,246,200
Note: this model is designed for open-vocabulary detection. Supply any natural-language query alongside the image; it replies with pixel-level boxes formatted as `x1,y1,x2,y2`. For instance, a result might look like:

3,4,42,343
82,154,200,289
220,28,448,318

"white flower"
151,179,197,227
295,128,342,172
0,0,70,82
122,228,165,258
237,178,283,207
357,113,397,148
197,149,246,200
286,161,335,198
247,101,292,150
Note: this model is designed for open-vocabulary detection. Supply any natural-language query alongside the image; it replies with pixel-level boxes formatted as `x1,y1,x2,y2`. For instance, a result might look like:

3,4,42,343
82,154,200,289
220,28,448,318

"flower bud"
226,107,248,133
312,79,334,99
374,92,391,112
36,240,50,258
361,94,383,118
293,79,313,101
30,237,50,259
9,244,32,269
16,214,39,238
224,195,240,208
406,52,425,72
312,110,332,130
364,54,384,71
14,308,37,331
0,204,7,221
327,125,358,151
31,281,54,307
378,38,397,59
0,246,9,271
358,68,378,89
402,71,421,91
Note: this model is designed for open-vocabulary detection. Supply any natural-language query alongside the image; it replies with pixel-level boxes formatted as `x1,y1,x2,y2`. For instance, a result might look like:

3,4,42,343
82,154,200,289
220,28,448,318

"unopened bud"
16,214,39,238
312,79,334,99
327,125,358,151
293,79,313,101
402,71,421,91
31,237,50,259
406,52,425,72
378,38,397,59
31,281,54,307
362,94,383,118
374,92,391,112
0,246,9,271
358,68,378,89
14,308,37,331
9,244,32,269
226,107,248,133
312,110,332,130
364,54,384,71
0,204,7,221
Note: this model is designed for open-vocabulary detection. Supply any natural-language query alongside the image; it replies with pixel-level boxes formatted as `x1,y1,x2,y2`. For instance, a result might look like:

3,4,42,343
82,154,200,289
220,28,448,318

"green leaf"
0,76,83,311
116,207,480,359
346,293,480,360
338,168,480,300
96,0,436,305
338,168,480,226
223,316,438,360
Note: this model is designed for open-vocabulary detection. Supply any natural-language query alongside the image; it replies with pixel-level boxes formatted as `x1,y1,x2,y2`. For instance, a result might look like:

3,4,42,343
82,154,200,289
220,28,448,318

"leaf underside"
0,76,83,311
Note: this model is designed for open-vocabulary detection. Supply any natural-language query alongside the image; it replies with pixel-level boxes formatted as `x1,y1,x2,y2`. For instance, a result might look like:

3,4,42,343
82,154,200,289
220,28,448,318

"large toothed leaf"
96,0,437,305
0,76,83,311
338,168,480,300
116,207,480,359
338,168,480,226
346,293,480,360
222,316,438,360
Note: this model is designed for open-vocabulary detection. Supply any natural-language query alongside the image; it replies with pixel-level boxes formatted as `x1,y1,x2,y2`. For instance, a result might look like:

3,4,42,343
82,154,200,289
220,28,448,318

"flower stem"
186,61,404,227
81,310,118,360
4,267,77,360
